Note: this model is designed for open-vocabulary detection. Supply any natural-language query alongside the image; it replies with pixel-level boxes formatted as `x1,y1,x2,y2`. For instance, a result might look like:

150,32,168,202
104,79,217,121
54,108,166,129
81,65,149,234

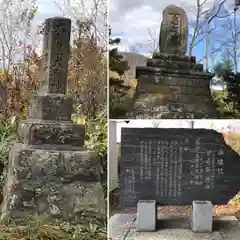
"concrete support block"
191,200,213,233
137,200,156,232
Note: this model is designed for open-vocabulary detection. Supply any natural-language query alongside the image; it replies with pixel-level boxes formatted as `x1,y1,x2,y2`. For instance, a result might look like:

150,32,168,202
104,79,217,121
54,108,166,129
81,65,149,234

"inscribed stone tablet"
120,128,240,208
40,17,71,94
159,5,188,55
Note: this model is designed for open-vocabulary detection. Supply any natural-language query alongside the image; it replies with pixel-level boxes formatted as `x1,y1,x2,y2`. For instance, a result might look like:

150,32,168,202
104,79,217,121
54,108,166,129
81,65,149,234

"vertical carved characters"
40,17,71,94
159,5,188,55
120,128,240,207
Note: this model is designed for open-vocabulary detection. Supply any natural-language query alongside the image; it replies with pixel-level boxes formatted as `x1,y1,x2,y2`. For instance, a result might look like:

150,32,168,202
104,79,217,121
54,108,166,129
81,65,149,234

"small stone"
50,204,61,215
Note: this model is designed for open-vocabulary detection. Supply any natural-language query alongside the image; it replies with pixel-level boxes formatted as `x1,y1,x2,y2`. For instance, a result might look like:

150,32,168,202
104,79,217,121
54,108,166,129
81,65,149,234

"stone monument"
0,17,105,221
127,5,219,119
120,128,240,208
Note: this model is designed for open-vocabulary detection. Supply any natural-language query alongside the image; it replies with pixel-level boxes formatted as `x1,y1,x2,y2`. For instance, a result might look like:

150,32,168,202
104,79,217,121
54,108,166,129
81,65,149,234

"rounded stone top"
159,5,188,55
46,16,71,21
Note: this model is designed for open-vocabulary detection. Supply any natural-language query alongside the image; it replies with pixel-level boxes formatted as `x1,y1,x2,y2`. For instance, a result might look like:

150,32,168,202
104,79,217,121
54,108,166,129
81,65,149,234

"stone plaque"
120,128,240,208
159,5,188,55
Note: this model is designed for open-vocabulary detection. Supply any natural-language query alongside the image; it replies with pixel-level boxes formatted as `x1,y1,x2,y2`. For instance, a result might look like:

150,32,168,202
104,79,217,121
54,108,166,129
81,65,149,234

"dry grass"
0,216,106,240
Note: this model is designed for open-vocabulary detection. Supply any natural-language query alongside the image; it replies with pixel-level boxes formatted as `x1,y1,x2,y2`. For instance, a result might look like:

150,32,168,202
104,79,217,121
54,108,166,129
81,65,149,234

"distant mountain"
119,52,148,86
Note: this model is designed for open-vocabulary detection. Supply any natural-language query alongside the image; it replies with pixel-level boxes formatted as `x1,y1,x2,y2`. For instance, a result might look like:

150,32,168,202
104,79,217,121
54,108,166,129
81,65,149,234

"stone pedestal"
128,52,219,119
137,200,156,231
0,17,104,222
191,201,213,233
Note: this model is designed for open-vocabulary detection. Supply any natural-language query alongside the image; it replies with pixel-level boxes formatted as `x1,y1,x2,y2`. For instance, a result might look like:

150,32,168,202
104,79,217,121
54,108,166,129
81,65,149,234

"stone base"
18,120,85,147
127,54,219,119
0,143,105,222
127,103,218,119
137,200,156,232
191,201,213,233
29,93,73,121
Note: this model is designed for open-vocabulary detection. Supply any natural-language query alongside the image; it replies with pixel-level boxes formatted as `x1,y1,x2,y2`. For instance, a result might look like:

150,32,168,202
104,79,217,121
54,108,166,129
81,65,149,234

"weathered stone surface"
128,99,217,119
0,17,105,222
0,144,104,221
147,58,203,71
136,67,214,80
39,17,71,94
137,84,210,95
127,5,219,119
29,94,73,121
128,66,218,118
120,128,240,208
133,93,212,105
128,102,218,119
159,5,188,55
18,120,85,147
136,74,211,88
152,52,196,63
127,110,217,119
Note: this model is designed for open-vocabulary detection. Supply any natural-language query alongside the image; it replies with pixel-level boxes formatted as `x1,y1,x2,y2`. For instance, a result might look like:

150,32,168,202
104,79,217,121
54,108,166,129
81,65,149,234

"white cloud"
110,0,238,56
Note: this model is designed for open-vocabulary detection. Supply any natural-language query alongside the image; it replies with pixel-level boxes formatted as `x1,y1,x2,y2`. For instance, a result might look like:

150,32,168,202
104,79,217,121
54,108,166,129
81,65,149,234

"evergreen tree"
109,28,130,118
214,58,240,117
109,28,129,86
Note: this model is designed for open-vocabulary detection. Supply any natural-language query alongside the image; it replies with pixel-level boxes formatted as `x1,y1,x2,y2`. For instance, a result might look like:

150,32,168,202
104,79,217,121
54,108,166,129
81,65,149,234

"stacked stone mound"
0,17,105,222
127,5,219,119
127,52,219,119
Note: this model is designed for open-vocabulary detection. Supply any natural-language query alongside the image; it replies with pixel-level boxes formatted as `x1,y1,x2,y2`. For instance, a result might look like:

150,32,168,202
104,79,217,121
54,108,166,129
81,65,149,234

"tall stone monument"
0,17,105,221
127,5,219,119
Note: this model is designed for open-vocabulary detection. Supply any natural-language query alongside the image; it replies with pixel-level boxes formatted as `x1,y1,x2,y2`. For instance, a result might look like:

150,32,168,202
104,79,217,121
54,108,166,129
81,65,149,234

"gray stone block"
18,120,85,147
137,200,156,232
191,200,213,233
29,94,73,121
0,144,104,221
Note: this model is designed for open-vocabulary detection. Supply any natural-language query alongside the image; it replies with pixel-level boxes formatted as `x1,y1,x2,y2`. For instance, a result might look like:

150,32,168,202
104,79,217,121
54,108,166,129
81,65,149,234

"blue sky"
110,0,240,72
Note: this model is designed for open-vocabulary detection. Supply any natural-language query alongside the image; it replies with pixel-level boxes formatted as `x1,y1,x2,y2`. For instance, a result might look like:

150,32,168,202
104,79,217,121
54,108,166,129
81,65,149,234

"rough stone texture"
191,201,213,233
137,200,156,231
152,52,196,62
0,144,104,221
39,17,71,94
29,94,73,121
120,128,240,208
127,6,219,119
18,120,85,147
0,17,104,221
159,5,188,55
127,60,218,118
